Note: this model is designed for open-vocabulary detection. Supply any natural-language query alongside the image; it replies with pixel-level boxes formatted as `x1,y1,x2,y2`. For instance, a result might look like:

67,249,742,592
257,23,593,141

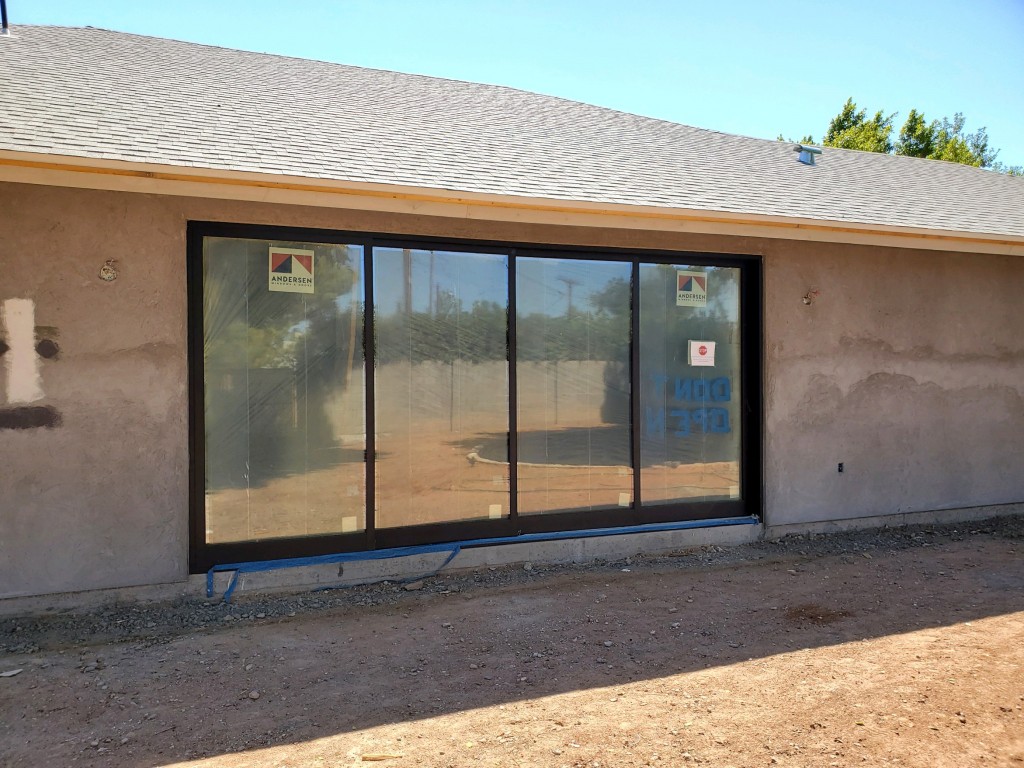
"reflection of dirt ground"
206,420,739,543
206,360,740,544
205,454,366,544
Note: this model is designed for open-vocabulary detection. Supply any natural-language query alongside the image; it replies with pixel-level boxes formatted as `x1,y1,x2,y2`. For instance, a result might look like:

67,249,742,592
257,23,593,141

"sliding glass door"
638,264,742,505
373,248,510,528
200,236,366,545
515,257,633,515
190,223,760,571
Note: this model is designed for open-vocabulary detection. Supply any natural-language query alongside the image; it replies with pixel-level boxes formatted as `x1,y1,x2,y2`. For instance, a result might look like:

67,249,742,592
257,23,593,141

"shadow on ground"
1,516,1022,766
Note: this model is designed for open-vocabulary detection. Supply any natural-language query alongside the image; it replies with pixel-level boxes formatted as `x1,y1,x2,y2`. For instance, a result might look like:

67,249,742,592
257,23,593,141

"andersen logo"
268,248,315,294
678,276,706,294
676,270,708,307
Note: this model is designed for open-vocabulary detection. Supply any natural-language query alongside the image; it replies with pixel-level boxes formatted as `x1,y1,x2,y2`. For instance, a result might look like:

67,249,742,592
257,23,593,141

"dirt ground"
2,517,1023,768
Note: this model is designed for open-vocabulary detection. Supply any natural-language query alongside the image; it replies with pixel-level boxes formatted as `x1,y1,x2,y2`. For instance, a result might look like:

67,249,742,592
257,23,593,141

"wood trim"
2,152,1023,256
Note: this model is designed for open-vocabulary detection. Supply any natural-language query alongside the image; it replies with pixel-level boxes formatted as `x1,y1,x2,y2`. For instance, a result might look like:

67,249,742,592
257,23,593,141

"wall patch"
0,299,62,430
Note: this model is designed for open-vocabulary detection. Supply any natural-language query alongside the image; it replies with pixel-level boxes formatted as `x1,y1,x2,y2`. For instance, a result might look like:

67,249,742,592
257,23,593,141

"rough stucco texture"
1,181,1022,597
764,242,1024,525
0,184,188,597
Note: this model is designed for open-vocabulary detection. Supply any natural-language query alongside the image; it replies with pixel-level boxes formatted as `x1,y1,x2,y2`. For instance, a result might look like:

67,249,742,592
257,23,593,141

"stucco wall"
763,242,1024,524
1,184,189,598
1,181,1021,598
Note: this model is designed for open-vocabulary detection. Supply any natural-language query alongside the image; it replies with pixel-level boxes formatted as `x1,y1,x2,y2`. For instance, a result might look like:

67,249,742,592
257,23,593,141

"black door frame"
187,220,763,573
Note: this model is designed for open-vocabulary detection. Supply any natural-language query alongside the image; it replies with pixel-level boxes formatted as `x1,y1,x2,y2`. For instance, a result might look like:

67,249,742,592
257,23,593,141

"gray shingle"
2,25,1023,238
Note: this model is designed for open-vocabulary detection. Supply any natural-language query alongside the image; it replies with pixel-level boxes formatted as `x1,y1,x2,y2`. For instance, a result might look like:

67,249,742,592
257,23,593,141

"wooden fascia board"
1,151,1022,256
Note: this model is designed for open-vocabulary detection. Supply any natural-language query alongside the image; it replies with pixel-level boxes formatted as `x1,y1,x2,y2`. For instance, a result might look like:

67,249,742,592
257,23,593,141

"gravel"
1,514,1021,657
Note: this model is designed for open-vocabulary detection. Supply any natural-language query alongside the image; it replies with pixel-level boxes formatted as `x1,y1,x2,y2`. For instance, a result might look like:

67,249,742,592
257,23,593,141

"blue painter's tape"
206,516,759,602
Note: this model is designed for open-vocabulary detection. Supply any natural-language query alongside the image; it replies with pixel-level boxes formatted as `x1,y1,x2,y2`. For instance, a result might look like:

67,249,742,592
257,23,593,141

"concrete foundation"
764,500,1024,538
214,519,763,599
1,500,1015,617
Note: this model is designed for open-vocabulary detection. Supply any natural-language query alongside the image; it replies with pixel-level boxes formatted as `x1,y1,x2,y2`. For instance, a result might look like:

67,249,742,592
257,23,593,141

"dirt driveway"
2,518,1023,768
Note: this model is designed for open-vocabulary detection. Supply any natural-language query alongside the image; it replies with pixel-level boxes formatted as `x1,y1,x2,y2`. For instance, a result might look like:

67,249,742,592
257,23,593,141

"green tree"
895,108,934,158
896,111,996,167
821,98,894,154
789,99,1022,174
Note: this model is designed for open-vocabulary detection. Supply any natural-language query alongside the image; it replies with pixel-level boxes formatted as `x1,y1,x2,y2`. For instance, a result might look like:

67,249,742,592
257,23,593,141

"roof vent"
0,0,9,36
795,144,822,166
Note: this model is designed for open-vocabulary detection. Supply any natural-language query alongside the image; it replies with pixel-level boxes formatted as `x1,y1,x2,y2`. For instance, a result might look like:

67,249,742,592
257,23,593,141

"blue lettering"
693,379,709,402
645,406,666,437
690,409,707,432
670,409,690,436
708,407,730,433
644,374,733,434
710,377,731,402
674,378,692,402
668,376,733,403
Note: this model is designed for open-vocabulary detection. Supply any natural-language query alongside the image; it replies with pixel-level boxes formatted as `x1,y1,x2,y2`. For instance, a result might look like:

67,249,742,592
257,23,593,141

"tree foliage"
822,99,895,154
791,98,1021,175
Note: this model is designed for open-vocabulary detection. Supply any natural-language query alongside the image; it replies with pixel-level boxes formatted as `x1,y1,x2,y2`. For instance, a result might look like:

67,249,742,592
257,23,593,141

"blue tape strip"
206,541,465,600
207,516,758,601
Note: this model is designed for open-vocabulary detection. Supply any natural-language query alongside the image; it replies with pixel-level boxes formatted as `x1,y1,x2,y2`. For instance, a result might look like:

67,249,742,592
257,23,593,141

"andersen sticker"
269,247,315,294
676,270,708,308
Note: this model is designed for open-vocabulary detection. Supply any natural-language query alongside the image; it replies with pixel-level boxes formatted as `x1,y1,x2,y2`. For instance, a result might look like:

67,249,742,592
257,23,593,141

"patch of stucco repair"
1,299,44,403
0,299,62,430
768,366,1024,525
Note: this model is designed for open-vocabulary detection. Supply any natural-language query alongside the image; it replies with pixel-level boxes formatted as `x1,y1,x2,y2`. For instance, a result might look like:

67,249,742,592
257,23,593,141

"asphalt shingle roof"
2,25,1023,238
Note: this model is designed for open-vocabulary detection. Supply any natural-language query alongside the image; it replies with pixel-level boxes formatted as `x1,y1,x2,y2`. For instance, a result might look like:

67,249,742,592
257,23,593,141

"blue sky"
11,0,1024,168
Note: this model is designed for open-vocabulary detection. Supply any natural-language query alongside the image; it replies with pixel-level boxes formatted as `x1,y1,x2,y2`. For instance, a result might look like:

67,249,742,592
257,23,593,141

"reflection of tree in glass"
590,276,629,317
204,241,357,368
591,276,632,425
375,295,508,364
517,277,629,365
204,239,360,489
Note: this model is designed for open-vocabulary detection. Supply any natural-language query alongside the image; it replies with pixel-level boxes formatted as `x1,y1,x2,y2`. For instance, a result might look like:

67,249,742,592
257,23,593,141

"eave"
2,150,1023,256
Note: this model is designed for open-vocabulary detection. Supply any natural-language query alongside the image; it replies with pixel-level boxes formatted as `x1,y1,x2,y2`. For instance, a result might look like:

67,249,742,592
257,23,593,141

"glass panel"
639,264,741,504
203,237,366,543
516,258,633,513
373,248,509,527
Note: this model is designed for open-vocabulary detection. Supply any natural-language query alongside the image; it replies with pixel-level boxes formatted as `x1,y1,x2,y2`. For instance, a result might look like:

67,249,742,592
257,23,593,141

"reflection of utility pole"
554,358,559,425
428,251,435,315
557,276,581,316
555,276,581,426
402,248,413,313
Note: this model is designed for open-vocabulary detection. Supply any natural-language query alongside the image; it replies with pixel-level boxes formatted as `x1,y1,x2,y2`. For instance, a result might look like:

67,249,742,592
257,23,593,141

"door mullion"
630,259,642,513
507,250,519,528
363,243,377,548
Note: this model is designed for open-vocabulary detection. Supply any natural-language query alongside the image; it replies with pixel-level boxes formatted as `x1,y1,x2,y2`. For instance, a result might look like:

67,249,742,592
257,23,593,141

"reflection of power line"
557,276,582,316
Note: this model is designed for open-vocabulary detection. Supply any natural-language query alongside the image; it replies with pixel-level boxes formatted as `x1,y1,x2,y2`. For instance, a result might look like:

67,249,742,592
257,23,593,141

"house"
1,25,1022,601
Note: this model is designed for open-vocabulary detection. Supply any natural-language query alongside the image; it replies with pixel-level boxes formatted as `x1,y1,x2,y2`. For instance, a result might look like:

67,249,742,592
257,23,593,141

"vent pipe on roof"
794,144,822,166
1,0,9,35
